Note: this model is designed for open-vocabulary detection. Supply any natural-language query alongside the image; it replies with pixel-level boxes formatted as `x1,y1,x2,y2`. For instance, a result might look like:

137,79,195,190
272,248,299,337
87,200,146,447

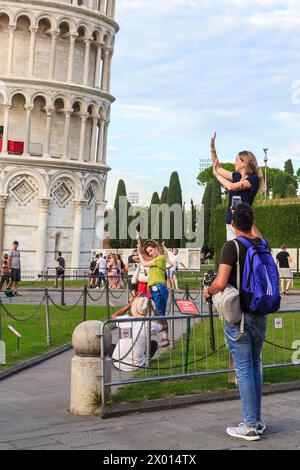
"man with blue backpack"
203,203,281,442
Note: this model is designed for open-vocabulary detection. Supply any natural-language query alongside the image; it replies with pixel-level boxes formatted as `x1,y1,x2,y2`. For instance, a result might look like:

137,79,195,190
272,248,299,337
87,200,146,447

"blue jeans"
224,313,268,428
150,283,169,317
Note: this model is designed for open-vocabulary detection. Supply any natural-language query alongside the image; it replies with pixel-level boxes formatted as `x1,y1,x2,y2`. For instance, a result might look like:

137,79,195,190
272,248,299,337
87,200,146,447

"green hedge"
211,203,300,265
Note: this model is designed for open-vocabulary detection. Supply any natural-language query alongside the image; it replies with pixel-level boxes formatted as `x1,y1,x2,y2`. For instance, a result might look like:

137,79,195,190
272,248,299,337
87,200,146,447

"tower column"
44,107,54,158
96,117,105,162
78,113,89,162
102,120,109,164
90,117,98,162
71,200,86,269
83,38,92,87
28,27,38,77
23,106,33,157
99,0,105,14
94,42,103,88
63,110,72,159
36,198,51,273
49,30,59,80
101,47,110,91
67,35,77,83
106,49,113,93
0,195,8,256
7,25,16,75
1,105,11,156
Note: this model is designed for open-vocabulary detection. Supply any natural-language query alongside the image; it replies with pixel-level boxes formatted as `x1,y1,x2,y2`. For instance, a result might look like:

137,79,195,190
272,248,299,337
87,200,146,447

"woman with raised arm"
210,133,264,241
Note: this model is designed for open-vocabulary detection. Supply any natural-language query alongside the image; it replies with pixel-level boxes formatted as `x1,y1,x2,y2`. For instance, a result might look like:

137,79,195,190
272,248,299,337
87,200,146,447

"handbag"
212,240,244,331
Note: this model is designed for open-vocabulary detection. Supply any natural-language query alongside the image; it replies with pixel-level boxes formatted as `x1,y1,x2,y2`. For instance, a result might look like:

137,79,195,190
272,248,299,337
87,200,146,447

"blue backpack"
237,237,281,315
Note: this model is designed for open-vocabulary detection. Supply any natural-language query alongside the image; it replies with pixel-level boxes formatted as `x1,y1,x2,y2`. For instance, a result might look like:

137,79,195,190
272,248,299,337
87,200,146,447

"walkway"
0,348,299,450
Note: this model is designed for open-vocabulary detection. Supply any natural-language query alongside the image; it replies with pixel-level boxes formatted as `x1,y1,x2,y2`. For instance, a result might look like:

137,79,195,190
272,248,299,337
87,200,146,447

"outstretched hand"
211,132,217,151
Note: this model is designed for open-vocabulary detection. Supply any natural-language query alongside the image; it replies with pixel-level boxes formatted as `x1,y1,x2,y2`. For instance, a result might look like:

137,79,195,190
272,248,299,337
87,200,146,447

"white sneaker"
257,420,267,435
226,424,260,441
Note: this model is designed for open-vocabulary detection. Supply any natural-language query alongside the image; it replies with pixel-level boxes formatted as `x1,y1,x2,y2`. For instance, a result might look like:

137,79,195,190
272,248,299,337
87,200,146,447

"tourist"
111,296,167,372
211,133,264,241
107,253,118,289
0,254,11,291
56,251,66,278
203,204,271,441
95,253,107,289
89,257,97,289
138,239,170,347
276,245,293,295
116,254,124,289
8,241,21,296
126,249,140,297
92,254,100,288
167,248,187,290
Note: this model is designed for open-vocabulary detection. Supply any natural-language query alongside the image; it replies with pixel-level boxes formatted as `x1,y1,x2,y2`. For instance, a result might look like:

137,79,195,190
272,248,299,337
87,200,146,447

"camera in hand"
231,195,242,212
203,270,217,288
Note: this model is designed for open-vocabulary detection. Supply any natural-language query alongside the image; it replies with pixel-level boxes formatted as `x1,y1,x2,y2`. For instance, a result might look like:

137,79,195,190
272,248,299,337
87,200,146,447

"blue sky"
106,0,300,207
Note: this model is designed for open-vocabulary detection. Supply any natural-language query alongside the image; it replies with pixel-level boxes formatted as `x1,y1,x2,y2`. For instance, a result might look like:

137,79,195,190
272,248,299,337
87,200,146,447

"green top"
148,255,167,288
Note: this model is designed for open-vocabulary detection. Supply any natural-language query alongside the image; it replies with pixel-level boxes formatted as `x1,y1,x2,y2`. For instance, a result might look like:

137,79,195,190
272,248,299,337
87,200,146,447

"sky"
106,0,300,207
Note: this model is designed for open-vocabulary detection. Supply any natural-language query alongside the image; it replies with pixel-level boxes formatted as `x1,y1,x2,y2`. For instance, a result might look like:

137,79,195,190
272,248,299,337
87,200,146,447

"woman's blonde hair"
238,151,265,194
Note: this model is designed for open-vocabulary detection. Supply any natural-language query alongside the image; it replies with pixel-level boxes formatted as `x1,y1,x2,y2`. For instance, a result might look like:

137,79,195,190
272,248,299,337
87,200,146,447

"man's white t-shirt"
167,252,180,270
96,257,107,274
112,315,162,372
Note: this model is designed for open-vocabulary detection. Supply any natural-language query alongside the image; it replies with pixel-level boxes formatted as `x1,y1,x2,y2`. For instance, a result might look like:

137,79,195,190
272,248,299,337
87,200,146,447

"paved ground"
0,349,300,450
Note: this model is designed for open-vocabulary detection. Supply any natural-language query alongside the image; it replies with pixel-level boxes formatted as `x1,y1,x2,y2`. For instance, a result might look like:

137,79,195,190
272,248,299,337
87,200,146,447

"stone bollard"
70,321,112,416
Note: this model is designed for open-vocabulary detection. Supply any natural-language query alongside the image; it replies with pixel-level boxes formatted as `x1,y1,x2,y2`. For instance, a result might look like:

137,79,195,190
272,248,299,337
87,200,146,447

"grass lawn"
0,304,116,370
112,312,300,404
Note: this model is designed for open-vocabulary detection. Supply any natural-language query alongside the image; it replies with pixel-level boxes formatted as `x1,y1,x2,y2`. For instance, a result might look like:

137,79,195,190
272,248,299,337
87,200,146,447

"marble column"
99,0,105,14
49,30,59,80
106,49,113,93
36,198,51,273
71,200,86,269
102,120,109,164
28,27,38,77
93,201,106,248
78,113,89,162
43,108,54,158
67,35,77,83
96,118,105,162
89,117,98,162
7,25,16,75
63,110,72,159
94,42,103,88
0,195,8,256
1,105,11,156
23,106,33,157
101,48,110,91
83,38,92,87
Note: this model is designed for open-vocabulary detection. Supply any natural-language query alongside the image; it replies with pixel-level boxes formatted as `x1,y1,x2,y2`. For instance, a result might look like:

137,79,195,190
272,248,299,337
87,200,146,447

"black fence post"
45,289,52,346
185,285,190,300
83,286,87,322
61,275,65,306
105,279,110,320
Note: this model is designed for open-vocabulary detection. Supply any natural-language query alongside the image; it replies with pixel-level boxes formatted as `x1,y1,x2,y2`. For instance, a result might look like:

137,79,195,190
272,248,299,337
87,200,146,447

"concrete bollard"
70,320,112,416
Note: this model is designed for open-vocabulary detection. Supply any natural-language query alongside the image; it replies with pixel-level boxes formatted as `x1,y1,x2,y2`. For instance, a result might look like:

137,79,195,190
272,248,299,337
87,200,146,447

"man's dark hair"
232,203,254,233
57,251,62,257
13,241,19,246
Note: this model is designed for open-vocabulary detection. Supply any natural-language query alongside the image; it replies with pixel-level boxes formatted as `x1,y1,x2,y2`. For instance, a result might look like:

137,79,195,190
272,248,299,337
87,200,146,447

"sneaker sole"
226,430,260,441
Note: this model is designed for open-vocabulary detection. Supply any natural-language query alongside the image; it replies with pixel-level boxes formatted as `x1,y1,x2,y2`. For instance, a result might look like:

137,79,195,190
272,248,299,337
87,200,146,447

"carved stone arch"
0,87,9,106
71,97,87,114
57,16,77,35
4,168,47,207
13,9,35,28
36,13,56,31
84,177,102,209
31,91,51,109
52,93,71,111
9,89,31,107
76,21,92,38
0,8,13,25
48,171,83,202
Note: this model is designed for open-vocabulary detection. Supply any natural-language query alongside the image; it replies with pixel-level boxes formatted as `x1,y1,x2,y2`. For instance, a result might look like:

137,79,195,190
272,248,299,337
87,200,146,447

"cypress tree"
284,159,294,176
149,192,160,241
167,172,183,248
159,186,169,242
110,179,131,248
273,173,288,199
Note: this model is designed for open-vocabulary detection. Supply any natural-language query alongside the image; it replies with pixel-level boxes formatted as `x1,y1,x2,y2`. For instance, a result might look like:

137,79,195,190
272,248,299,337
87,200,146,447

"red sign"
176,300,199,315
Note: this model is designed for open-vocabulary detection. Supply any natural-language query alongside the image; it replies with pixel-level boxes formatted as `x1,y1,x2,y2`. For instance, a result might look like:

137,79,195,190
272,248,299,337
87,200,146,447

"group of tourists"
89,252,126,290
0,241,21,296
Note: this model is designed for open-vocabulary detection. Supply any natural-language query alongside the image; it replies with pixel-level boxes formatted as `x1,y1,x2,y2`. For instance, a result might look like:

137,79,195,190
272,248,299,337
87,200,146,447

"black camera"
203,270,217,288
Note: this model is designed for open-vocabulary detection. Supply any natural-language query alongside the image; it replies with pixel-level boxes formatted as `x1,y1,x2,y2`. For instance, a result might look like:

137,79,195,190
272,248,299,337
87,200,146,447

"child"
137,239,171,348
0,254,11,291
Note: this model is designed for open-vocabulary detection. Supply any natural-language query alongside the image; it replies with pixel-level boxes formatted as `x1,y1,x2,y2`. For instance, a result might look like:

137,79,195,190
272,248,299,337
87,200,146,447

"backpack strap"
232,240,244,335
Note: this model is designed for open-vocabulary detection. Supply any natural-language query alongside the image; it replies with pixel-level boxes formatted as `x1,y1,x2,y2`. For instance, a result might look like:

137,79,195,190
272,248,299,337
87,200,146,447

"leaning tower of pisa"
0,0,118,273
